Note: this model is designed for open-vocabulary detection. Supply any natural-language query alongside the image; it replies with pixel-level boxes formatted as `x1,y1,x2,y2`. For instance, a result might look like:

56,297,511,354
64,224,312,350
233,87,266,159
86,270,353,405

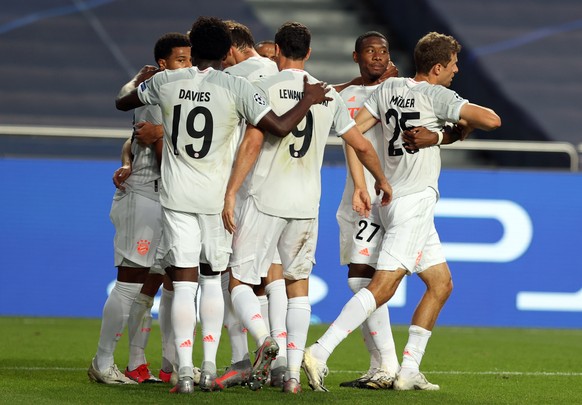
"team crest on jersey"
136,239,151,255
253,93,267,106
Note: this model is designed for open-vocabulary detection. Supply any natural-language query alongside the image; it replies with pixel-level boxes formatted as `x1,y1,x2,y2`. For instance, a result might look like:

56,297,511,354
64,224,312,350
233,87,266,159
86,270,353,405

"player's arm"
345,144,372,217
134,121,163,146
256,76,332,137
115,65,159,111
222,124,265,234
333,61,399,92
112,137,133,190
341,126,392,206
354,107,380,135
154,138,163,169
459,103,501,131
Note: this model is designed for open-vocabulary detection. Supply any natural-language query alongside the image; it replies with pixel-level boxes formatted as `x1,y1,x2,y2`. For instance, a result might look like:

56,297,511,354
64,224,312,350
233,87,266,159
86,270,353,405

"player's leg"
278,217,317,394
197,213,232,391
126,271,164,383
158,276,178,383
159,209,202,394
392,191,449,391
226,199,282,391
217,268,252,388
264,259,288,387
90,193,151,384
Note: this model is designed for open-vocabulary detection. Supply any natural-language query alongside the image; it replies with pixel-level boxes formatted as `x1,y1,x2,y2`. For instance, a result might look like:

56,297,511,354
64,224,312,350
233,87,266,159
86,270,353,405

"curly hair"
188,16,232,61
154,32,190,61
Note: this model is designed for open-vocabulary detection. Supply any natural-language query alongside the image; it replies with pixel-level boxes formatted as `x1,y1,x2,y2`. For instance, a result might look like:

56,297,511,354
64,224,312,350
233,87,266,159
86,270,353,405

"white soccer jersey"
249,69,355,219
337,85,383,208
138,66,272,214
115,105,162,201
224,56,280,171
364,77,468,198
224,56,279,83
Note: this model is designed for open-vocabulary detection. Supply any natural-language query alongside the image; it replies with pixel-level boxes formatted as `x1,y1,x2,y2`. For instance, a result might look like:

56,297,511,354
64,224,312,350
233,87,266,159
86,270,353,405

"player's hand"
375,179,393,206
134,65,159,84
352,188,372,218
222,193,237,234
448,121,474,141
402,126,438,151
113,165,132,190
134,121,162,146
302,75,333,105
375,61,399,84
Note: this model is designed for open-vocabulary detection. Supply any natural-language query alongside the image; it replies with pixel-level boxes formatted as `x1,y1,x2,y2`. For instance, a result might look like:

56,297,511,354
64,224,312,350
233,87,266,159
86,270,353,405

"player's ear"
305,47,312,62
158,59,166,70
352,51,359,64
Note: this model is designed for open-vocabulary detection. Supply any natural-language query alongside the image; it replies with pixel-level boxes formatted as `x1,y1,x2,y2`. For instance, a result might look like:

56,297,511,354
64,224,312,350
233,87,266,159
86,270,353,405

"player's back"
224,56,278,83
138,66,270,214
365,77,466,198
250,69,354,219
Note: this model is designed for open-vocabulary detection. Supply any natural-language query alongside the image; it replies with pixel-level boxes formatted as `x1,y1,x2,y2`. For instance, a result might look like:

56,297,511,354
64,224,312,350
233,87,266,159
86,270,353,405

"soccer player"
255,39,277,62
88,32,191,385
115,16,331,394
213,20,288,390
221,21,392,394
333,31,401,390
302,31,501,392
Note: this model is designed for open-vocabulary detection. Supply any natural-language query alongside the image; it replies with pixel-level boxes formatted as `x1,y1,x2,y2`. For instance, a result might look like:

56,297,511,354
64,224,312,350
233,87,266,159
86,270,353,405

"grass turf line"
0,317,581,404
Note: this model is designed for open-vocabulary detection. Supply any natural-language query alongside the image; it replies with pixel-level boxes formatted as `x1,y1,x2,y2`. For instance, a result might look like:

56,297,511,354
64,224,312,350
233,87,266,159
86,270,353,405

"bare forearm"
345,144,366,190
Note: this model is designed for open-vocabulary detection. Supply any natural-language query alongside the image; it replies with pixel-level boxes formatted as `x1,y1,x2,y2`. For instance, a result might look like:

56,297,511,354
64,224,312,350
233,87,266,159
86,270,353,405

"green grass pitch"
0,317,581,404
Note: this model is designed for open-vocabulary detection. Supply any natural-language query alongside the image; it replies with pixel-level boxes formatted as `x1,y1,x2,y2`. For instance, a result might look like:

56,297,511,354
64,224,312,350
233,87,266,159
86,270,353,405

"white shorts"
337,201,384,267
110,192,162,268
377,187,446,274
234,194,282,266
156,208,232,272
230,198,317,284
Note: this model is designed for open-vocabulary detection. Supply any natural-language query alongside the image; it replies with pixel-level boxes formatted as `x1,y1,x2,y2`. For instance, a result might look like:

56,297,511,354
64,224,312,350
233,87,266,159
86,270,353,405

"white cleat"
301,346,329,392
87,358,137,384
393,372,440,391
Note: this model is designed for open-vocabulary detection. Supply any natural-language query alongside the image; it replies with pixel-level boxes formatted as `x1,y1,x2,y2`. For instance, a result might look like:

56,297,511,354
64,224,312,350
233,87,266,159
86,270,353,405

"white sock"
348,277,379,370
172,281,198,377
285,296,310,380
231,285,269,347
400,325,431,376
127,293,154,370
348,277,399,375
199,274,224,367
368,303,399,375
265,279,287,368
258,295,270,332
314,288,376,363
222,272,249,364
159,287,175,372
95,281,141,372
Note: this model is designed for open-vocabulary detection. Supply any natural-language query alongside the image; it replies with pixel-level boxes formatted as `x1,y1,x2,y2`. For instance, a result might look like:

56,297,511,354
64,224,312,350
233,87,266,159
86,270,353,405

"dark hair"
354,31,388,53
274,22,310,60
188,16,232,60
414,32,461,74
154,32,190,62
224,20,255,50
